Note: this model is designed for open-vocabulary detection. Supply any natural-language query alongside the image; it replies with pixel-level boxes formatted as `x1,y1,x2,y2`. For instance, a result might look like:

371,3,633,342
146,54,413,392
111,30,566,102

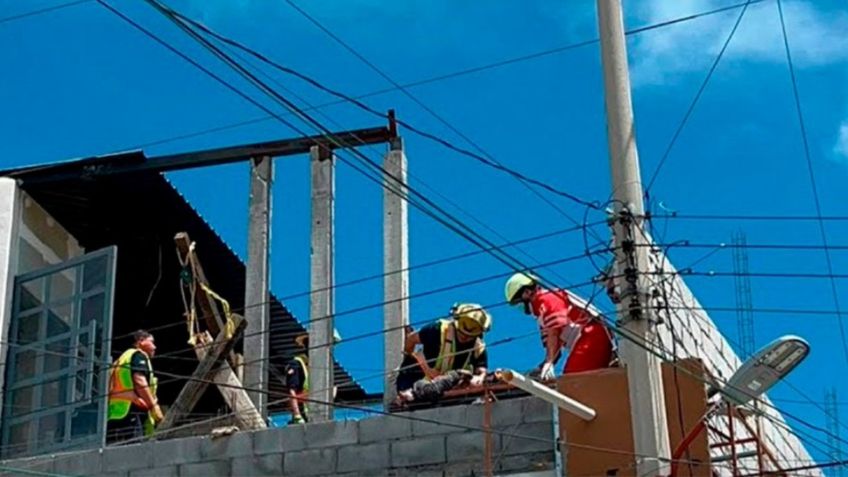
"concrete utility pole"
596,1,671,474
309,145,335,422
244,155,273,419
383,136,410,409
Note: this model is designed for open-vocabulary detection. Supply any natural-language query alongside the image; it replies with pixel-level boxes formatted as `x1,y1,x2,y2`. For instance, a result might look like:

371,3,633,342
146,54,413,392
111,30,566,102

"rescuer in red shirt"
505,272,614,380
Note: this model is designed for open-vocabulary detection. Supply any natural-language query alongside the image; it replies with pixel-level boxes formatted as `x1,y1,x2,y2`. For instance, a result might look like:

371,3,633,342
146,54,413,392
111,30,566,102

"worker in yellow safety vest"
396,303,491,401
285,334,310,425
107,330,164,442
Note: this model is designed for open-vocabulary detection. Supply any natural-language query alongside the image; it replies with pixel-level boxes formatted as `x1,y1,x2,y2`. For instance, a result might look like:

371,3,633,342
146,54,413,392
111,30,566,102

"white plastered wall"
0,178,22,413
0,181,84,422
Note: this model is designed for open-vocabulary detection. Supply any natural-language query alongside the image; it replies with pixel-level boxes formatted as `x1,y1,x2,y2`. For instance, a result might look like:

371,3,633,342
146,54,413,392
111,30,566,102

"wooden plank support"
175,232,224,335
158,314,247,431
193,327,265,430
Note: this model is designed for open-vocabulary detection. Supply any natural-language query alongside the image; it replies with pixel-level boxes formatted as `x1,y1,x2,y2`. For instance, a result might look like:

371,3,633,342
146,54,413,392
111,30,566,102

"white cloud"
834,121,848,161
629,0,848,86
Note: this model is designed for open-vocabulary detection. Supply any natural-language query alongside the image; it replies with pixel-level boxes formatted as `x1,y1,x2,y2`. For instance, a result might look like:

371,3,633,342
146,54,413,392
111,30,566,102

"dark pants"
106,409,147,445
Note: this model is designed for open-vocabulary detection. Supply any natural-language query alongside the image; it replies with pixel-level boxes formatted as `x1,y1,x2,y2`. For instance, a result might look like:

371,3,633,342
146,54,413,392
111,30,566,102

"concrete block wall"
651,254,818,474
0,397,555,477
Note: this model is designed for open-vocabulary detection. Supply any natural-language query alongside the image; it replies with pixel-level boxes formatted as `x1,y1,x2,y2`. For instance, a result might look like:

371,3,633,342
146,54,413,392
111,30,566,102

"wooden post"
165,233,266,432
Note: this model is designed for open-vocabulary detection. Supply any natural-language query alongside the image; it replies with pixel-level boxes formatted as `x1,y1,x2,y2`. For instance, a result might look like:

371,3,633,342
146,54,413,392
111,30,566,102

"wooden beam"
157,315,246,431
175,232,224,336
193,328,265,430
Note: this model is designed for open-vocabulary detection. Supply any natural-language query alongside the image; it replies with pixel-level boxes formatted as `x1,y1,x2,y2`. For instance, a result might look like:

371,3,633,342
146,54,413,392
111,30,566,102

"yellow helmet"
504,272,538,305
451,303,492,337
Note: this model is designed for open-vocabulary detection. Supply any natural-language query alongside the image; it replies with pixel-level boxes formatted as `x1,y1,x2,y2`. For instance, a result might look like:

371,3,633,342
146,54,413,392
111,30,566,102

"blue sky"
2,0,848,464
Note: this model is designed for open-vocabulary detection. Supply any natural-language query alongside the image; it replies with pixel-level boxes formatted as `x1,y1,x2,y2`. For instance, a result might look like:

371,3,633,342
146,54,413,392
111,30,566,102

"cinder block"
150,437,203,467
199,431,253,459
53,448,102,476
284,448,336,476
496,451,554,474
359,415,412,443
304,420,358,448
254,426,306,455
411,405,472,436
490,397,524,429
521,397,554,424
230,454,283,476
443,461,482,477
178,460,229,476
445,431,497,463
498,421,555,456
130,466,178,477
336,442,389,473
390,465,444,477
390,436,446,467
103,443,152,472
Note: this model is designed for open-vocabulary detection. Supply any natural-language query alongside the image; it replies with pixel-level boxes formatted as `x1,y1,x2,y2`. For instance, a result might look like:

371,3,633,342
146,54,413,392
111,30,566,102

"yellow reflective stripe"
293,355,309,393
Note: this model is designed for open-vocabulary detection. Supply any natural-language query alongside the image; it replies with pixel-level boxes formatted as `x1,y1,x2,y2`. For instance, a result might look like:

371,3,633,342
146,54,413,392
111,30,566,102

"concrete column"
309,145,335,422
383,137,409,409
597,1,670,474
244,155,273,418
0,178,21,413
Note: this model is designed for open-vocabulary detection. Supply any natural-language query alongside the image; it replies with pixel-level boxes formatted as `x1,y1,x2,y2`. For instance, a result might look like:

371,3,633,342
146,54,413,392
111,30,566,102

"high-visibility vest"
108,348,157,422
432,320,486,375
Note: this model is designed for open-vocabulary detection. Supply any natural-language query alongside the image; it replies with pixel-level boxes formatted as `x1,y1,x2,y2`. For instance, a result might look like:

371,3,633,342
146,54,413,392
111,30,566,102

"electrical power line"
109,1,764,154
0,0,91,25
88,0,836,464
281,0,601,221
643,0,753,194
775,0,848,368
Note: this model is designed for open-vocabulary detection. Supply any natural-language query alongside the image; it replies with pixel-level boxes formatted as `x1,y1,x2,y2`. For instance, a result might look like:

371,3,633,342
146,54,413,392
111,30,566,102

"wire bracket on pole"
608,205,656,325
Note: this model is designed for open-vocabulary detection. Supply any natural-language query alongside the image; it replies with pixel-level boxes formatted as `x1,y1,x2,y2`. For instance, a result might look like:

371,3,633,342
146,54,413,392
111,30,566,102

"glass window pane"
49,271,75,304
41,376,69,409
83,256,107,293
36,412,66,447
8,421,33,456
44,339,70,374
80,294,104,328
46,302,72,336
10,385,36,417
16,315,40,344
70,404,98,438
13,349,37,381
19,277,44,312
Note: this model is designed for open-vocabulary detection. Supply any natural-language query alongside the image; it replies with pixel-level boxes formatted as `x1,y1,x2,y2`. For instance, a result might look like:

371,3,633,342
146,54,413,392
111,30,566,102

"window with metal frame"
1,247,116,459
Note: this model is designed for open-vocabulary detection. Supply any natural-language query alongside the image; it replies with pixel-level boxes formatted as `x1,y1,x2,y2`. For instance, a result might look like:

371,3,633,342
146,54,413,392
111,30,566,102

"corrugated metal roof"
3,152,374,412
